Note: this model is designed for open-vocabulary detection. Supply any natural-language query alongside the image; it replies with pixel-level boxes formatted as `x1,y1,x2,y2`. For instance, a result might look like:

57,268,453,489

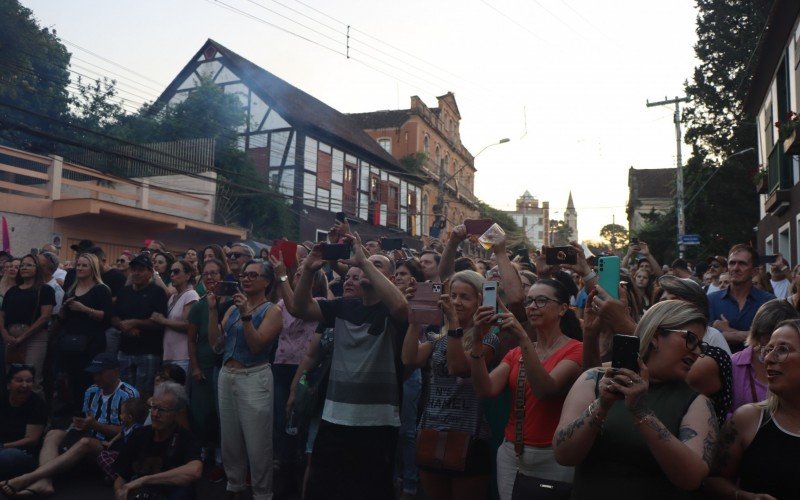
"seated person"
97,398,149,480
0,364,48,480
113,382,202,500
1,353,138,497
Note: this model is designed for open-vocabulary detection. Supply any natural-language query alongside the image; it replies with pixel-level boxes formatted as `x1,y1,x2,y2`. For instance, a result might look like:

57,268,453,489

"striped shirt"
82,381,139,439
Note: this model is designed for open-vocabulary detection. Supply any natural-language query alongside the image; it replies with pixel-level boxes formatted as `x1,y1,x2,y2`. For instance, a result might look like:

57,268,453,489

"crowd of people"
0,220,798,500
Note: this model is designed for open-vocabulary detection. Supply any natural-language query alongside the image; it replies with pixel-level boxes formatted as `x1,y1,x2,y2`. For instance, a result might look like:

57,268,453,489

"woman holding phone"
402,270,499,500
553,300,717,499
469,278,583,500
208,259,282,500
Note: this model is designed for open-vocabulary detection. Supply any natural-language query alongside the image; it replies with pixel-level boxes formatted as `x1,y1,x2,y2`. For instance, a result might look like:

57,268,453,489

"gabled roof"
628,167,675,199
741,0,800,116
437,92,461,119
153,39,417,180
346,109,411,130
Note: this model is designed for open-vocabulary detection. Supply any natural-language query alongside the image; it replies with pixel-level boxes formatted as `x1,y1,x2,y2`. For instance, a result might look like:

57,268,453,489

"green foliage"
599,224,628,250
400,151,428,172
641,0,771,261
476,201,529,247
549,219,573,246
0,0,71,151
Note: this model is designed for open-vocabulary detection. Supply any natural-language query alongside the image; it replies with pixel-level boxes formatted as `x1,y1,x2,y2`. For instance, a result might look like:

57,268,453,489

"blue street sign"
679,234,701,245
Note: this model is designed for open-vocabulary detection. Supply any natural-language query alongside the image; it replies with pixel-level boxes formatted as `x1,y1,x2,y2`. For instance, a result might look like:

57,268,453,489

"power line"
61,39,167,87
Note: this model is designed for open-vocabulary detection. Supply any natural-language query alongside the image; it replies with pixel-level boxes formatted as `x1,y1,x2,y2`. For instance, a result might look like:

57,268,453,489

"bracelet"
582,270,597,281
632,411,653,426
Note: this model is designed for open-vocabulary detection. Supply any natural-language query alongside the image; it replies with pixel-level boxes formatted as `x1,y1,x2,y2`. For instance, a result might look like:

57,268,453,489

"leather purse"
415,428,472,472
6,323,30,364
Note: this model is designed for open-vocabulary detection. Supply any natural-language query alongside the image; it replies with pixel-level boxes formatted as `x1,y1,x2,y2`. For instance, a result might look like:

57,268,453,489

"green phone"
598,256,620,300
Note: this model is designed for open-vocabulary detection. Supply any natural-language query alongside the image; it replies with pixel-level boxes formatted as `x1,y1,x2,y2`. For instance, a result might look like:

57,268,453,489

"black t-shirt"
65,268,126,298
0,392,48,451
1,285,56,326
113,426,201,481
61,284,113,354
115,283,168,355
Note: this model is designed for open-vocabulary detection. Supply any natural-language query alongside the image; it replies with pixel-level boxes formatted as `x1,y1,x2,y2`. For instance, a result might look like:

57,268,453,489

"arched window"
452,160,457,178
423,134,430,153
442,153,448,174
435,145,441,167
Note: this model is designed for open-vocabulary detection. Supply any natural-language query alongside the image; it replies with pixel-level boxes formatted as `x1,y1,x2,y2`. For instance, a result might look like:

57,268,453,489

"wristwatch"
240,314,253,322
447,328,464,338
279,275,288,283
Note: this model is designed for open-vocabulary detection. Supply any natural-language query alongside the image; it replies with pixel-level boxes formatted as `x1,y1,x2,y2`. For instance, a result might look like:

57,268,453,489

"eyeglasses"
148,404,178,414
116,259,129,264
662,329,709,356
759,344,796,363
239,271,264,281
202,271,221,277
524,296,560,309
169,268,182,275
227,252,246,260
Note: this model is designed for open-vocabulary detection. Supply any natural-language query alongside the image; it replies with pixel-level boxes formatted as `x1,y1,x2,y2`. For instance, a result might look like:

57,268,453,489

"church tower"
564,191,578,242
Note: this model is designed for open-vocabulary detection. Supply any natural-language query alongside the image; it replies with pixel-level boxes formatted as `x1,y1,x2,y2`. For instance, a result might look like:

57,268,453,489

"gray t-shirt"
318,297,406,427
422,332,499,438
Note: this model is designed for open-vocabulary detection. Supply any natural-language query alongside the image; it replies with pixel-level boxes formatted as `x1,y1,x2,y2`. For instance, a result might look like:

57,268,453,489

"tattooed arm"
552,369,616,465
704,404,765,499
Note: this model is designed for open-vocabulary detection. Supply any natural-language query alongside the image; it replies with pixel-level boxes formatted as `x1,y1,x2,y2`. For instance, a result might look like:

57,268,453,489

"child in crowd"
97,398,149,480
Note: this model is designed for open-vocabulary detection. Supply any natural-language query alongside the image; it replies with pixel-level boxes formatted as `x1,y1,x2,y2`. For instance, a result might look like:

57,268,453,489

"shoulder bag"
511,356,572,500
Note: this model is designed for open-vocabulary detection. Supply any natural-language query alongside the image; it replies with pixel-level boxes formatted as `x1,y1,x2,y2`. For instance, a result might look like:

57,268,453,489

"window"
316,150,332,189
435,145,441,167
445,154,451,176
378,138,391,154
387,182,400,227
246,146,269,179
344,163,358,215
423,134,429,153
779,223,791,262
407,191,418,235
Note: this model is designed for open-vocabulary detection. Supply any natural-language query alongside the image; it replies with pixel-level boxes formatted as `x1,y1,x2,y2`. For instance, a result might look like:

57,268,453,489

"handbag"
293,346,333,420
6,323,29,364
415,427,472,471
510,356,572,500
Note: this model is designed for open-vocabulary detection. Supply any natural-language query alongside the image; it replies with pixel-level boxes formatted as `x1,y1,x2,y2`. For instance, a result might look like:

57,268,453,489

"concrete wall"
0,212,55,256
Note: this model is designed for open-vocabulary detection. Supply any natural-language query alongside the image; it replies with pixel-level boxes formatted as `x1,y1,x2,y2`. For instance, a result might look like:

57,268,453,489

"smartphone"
380,238,403,251
335,212,346,222
482,281,498,313
545,246,578,265
598,256,620,300
321,243,351,261
408,282,444,325
270,240,298,269
213,281,240,297
630,237,639,245
612,334,640,373
760,254,779,265
464,218,494,235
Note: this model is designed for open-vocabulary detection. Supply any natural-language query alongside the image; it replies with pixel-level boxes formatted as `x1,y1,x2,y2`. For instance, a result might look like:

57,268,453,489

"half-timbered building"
152,39,425,246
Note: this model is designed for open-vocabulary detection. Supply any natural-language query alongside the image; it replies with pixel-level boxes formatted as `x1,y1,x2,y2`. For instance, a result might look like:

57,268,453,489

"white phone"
482,281,498,312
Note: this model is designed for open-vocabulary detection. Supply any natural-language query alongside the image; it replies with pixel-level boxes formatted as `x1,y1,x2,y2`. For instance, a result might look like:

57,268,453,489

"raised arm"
291,244,326,322
439,225,467,282
494,239,525,308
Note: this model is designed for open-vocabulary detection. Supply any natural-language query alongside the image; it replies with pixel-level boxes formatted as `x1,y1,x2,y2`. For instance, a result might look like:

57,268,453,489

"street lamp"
432,138,510,237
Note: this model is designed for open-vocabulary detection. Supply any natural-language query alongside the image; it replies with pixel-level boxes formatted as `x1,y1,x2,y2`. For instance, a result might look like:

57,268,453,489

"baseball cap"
85,352,120,373
130,253,153,269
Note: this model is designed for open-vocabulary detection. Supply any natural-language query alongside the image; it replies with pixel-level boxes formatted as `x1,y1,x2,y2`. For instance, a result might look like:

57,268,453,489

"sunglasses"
227,252,246,260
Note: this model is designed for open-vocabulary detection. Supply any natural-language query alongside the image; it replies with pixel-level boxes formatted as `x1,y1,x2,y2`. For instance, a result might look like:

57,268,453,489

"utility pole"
647,96,689,258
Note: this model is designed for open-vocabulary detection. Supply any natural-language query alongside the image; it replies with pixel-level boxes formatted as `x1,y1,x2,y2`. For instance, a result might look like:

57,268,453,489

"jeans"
495,440,574,500
118,352,161,395
396,368,421,494
272,363,299,463
0,447,37,480
219,363,273,500
105,327,121,354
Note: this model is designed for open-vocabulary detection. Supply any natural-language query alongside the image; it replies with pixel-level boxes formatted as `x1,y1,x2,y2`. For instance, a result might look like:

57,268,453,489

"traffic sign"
679,234,700,245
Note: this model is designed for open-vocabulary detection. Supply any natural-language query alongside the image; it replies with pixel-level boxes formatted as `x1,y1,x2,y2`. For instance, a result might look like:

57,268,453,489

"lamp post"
432,138,509,237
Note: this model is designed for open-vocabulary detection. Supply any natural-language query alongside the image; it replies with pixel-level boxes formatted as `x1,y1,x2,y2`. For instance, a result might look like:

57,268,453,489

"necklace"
534,336,567,361
243,299,268,316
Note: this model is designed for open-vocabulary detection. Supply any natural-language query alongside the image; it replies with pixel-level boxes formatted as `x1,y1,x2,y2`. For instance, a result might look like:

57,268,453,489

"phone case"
270,240,298,269
464,218,494,235
380,238,403,251
545,246,577,265
612,334,640,373
598,256,620,300
321,243,350,260
482,281,498,312
408,282,443,325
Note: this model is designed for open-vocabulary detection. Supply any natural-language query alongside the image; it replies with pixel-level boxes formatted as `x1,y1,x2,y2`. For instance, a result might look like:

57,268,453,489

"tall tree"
0,0,71,151
549,219,573,246
639,0,772,263
599,223,629,251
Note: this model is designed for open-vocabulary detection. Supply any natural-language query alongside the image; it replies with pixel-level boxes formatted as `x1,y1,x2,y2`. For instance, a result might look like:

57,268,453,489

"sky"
21,0,700,242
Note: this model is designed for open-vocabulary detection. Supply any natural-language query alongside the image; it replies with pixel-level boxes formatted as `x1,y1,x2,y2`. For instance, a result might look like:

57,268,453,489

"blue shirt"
223,302,273,367
708,286,776,333
82,381,139,440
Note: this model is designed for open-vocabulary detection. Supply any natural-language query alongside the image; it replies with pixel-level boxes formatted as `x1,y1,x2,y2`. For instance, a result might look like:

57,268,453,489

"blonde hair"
634,300,707,359
439,270,486,350
746,299,799,347
68,253,106,296
757,319,800,415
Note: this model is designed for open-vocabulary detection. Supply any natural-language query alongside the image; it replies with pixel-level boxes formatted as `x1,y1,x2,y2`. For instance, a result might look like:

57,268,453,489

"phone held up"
213,281,241,297
545,246,578,265
380,238,404,251
321,243,351,261
598,256,620,300
611,334,640,373
408,282,444,325
464,218,494,236
482,281,498,313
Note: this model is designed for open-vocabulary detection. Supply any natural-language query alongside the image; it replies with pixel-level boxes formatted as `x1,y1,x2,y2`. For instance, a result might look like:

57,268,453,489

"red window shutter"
380,181,389,205
409,191,418,215
317,151,332,190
